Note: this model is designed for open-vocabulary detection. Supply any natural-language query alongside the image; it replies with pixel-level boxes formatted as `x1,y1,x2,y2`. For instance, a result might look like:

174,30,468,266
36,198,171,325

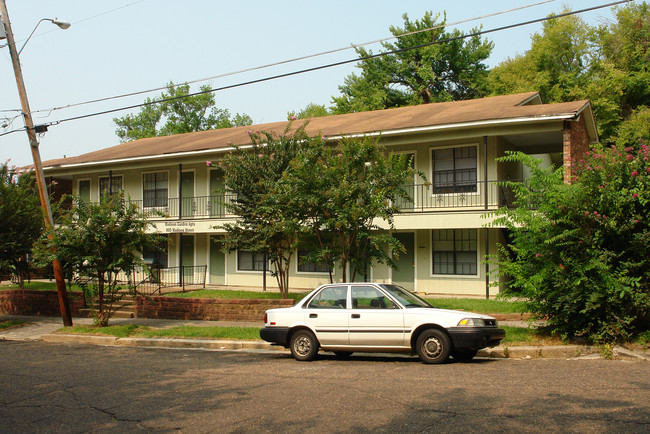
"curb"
42,334,648,360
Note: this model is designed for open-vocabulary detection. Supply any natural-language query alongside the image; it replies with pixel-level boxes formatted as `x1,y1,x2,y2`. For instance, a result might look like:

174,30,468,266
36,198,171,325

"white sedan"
260,283,505,364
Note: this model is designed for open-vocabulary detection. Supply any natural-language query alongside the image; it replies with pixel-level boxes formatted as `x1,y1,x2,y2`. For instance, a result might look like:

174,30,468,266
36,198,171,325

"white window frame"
430,229,480,278
142,170,170,209
429,144,479,197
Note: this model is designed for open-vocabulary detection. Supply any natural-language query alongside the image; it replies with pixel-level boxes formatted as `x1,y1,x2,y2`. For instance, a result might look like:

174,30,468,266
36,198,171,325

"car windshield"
380,284,434,308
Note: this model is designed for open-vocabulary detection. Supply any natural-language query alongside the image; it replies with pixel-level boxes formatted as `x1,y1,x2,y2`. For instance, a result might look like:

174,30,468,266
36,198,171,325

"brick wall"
563,116,591,184
135,296,295,322
0,290,86,316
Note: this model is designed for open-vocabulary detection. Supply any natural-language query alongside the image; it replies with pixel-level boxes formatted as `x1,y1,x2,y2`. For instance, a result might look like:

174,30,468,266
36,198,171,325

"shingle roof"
42,92,591,169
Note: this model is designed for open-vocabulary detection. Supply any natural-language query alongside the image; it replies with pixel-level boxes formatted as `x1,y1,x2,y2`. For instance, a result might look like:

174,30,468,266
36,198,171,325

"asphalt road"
1,341,648,433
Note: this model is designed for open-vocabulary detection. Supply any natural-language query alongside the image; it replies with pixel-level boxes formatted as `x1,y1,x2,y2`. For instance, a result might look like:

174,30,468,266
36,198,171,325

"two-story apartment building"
41,92,597,297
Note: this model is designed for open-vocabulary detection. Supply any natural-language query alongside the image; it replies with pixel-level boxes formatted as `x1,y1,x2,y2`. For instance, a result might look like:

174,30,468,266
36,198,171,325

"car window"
306,286,347,309
350,286,397,309
380,284,433,308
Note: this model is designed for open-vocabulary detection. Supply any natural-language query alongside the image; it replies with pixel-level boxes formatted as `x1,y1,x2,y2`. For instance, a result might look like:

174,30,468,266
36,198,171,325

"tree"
287,103,331,120
0,161,43,287
490,147,650,343
588,2,650,140
216,125,314,298
487,2,650,143
114,81,252,142
331,11,493,114
214,124,421,294
34,192,160,326
487,10,592,104
285,136,422,282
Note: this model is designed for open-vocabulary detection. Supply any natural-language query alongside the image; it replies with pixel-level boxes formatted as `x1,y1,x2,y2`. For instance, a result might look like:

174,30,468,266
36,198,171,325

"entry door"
209,170,225,217
392,232,415,291
209,235,225,285
181,171,194,218
181,235,194,284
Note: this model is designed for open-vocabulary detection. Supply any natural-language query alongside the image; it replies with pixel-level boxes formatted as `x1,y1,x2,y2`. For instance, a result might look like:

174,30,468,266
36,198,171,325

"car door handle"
309,313,318,318
351,314,360,319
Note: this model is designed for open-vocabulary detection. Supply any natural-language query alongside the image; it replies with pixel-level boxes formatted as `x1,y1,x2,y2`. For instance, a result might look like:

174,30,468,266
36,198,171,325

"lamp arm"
17,18,49,56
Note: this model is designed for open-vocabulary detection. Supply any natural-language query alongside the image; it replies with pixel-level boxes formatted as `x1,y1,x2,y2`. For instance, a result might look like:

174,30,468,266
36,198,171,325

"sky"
1,0,622,167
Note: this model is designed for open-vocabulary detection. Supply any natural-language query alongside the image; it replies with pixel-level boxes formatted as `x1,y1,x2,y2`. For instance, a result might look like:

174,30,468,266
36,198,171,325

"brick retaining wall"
135,296,295,322
0,290,86,316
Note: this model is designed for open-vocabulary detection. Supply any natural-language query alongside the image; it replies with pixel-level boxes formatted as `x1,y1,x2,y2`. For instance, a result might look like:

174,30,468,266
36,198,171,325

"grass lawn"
57,324,261,340
166,289,307,301
0,282,83,291
426,298,527,314
0,320,27,330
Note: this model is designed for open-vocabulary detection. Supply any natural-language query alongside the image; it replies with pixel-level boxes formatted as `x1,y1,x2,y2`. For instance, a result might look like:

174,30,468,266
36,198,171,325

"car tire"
452,349,478,362
289,329,319,361
333,351,353,358
416,329,451,364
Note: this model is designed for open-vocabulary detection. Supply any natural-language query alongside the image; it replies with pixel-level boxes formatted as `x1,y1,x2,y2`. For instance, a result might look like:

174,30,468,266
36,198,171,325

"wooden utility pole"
1,0,73,326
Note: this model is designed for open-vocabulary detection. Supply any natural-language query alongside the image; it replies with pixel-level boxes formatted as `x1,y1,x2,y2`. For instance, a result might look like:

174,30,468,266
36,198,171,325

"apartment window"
297,249,329,273
143,235,168,268
99,175,123,198
143,172,168,207
237,251,268,271
432,229,477,275
432,146,477,194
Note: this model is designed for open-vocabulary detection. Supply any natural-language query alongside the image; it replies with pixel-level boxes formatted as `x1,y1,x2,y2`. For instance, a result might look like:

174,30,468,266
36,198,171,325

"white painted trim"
43,114,579,171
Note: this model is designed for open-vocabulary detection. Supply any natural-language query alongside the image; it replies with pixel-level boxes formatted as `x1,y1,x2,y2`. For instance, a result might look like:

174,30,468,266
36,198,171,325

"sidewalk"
1,314,648,361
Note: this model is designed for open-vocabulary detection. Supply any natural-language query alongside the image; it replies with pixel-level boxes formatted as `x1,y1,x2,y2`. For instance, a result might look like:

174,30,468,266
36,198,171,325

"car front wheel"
416,329,451,364
290,329,319,361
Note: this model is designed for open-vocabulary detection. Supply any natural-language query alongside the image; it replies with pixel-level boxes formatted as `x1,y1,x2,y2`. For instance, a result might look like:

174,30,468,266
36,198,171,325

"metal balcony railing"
126,180,521,220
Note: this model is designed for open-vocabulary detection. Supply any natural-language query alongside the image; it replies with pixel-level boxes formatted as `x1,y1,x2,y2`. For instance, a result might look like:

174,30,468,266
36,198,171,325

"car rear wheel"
452,349,478,362
290,329,319,361
416,329,451,364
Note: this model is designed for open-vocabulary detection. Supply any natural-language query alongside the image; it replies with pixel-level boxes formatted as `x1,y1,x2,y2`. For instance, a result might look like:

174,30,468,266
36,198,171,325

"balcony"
129,180,519,221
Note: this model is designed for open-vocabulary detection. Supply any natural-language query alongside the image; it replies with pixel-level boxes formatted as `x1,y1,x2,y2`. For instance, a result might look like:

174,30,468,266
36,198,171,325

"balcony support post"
483,136,488,210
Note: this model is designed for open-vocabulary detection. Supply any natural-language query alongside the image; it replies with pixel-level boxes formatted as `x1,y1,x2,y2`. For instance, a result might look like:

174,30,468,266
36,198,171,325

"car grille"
484,319,497,326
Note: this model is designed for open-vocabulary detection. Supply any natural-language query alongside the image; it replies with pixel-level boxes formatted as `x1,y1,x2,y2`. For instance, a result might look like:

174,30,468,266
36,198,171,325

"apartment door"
209,170,225,217
181,171,194,218
209,235,225,285
180,234,195,284
392,232,415,291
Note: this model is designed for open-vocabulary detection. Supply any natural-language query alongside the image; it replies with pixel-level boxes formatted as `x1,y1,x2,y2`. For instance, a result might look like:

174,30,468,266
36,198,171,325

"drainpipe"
109,170,113,195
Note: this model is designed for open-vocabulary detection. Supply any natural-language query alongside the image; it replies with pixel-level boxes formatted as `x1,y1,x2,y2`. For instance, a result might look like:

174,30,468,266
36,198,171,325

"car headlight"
457,318,486,327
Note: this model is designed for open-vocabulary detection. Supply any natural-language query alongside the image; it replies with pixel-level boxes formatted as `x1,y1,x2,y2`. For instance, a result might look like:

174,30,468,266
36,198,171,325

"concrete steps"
80,290,136,319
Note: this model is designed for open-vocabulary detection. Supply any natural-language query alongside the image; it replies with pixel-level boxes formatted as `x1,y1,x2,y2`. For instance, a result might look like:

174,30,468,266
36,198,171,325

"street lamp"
0,1,73,326
17,17,71,55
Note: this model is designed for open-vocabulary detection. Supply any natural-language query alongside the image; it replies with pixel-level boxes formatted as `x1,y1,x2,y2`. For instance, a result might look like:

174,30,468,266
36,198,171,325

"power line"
1,0,632,137
38,0,630,129
30,0,558,116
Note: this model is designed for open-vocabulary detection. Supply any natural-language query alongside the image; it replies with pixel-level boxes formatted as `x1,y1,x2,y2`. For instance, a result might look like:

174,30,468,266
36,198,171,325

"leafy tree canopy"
214,124,420,294
490,145,650,343
34,193,160,326
114,81,252,142
331,11,493,114
287,103,331,120
0,162,43,287
489,2,650,142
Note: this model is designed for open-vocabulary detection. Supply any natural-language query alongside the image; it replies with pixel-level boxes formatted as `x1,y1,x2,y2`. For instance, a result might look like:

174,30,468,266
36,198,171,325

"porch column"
483,135,488,210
